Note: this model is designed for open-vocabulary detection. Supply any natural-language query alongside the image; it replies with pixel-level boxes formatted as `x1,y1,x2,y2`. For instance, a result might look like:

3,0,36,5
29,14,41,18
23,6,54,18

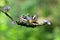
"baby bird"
19,14,38,25
25,14,38,24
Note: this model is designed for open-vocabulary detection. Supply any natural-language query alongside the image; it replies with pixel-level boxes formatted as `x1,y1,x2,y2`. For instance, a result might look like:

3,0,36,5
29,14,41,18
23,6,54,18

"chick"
25,14,38,24
19,14,38,25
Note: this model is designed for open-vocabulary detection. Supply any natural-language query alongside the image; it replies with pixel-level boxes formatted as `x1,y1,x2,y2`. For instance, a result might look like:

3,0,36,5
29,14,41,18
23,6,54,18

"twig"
0,9,42,27
0,9,18,24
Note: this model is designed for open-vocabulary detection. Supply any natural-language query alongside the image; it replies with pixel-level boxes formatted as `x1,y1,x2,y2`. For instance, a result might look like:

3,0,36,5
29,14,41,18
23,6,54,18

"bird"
17,14,38,27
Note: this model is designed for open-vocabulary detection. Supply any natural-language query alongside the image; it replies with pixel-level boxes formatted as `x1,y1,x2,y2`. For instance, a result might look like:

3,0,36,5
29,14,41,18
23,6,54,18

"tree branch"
0,9,42,27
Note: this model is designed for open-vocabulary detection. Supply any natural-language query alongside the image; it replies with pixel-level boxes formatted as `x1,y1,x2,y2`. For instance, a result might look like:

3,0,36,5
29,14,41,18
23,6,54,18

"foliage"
0,0,60,40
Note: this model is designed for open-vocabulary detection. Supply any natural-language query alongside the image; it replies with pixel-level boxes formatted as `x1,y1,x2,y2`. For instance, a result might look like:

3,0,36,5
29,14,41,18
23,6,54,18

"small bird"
19,14,38,25
25,14,38,24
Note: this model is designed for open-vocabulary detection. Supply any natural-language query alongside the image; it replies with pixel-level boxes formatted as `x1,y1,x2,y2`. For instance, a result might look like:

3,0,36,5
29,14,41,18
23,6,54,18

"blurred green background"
0,0,60,40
